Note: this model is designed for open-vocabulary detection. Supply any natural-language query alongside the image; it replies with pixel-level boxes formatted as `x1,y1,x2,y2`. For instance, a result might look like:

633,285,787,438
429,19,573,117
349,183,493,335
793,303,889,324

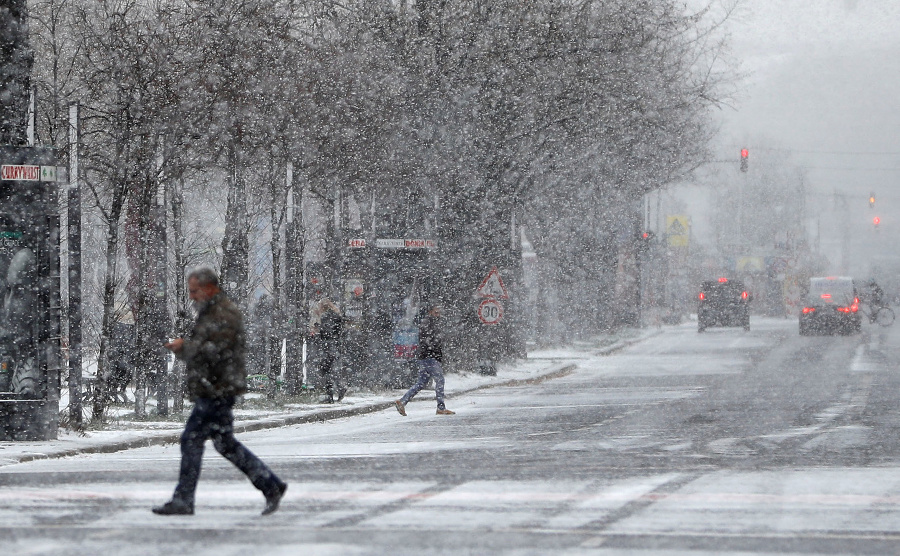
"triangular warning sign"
476,267,509,299
668,218,687,235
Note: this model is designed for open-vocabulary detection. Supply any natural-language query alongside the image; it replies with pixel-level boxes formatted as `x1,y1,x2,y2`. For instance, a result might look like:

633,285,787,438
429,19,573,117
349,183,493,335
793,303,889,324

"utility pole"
0,0,33,146
834,191,850,274
284,162,304,395
67,103,83,429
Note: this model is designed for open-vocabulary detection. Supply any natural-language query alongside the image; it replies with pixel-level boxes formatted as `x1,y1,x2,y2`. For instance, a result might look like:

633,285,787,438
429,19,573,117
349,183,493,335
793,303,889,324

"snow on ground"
0,326,659,467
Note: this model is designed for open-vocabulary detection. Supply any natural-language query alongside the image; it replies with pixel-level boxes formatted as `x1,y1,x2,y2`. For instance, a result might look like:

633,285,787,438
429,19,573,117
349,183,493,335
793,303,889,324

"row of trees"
21,0,734,422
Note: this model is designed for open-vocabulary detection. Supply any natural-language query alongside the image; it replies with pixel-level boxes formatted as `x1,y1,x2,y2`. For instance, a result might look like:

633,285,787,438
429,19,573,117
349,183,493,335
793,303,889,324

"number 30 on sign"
478,299,503,325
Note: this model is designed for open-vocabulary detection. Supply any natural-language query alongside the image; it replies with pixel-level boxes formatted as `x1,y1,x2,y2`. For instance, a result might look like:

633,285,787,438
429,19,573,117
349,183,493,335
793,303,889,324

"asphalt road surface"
3,317,900,555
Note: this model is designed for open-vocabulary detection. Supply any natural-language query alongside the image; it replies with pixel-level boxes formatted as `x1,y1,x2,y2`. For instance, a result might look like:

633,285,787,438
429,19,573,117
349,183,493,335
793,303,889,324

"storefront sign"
375,238,436,249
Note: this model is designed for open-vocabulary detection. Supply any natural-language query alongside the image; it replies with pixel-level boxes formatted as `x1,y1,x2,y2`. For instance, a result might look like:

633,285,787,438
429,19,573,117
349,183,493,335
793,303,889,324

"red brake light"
698,292,706,301
821,293,832,300
802,307,816,314
718,277,728,283
741,291,749,300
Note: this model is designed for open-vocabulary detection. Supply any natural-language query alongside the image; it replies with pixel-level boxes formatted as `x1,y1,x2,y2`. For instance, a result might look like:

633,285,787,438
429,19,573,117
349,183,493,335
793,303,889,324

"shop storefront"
341,237,437,388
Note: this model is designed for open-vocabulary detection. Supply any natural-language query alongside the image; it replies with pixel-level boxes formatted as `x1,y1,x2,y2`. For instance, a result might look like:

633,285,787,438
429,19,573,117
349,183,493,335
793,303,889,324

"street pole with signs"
0,145,63,440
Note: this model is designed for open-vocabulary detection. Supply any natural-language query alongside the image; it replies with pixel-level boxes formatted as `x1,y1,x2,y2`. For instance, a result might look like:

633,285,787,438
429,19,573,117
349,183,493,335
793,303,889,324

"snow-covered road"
2,317,900,554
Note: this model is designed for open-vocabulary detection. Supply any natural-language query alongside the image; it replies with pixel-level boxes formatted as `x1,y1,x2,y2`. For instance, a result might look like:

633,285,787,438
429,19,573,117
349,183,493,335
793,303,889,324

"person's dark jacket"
416,314,443,362
319,309,343,343
177,292,247,400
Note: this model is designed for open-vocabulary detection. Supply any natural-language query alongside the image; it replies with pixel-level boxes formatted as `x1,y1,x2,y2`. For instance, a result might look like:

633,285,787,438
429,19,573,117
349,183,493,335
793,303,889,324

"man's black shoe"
152,499,194,515
262,482,287,516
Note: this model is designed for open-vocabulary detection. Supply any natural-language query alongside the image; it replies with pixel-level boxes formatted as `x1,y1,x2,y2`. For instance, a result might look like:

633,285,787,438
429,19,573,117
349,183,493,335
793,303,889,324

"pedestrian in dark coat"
311,297,345,403
395,304,455,416
154,268,287,516
106,320,134,404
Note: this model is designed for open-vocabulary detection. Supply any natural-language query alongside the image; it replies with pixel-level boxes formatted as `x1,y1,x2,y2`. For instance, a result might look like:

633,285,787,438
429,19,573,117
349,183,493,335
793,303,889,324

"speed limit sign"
477,299,503,325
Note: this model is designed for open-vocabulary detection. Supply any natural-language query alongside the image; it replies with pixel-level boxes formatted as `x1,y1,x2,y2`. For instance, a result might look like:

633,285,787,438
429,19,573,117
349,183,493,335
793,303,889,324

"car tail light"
802,307,816,314
698,292,706,301
837,306,851,313
718,277,728,283
741,291,749,300
821,293,832,301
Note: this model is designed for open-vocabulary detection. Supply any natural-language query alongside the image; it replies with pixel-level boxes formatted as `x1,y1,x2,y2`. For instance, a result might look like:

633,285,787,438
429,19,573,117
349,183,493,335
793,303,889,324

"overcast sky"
678,0,900,272
715,0,900,194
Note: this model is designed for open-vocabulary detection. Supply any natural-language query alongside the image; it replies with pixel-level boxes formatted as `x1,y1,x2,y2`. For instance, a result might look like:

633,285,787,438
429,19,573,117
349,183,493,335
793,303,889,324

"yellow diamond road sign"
666,215,690,247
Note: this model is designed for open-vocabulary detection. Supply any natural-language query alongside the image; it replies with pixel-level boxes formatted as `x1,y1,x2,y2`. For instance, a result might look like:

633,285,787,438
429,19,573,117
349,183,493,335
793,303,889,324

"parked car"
799,276,861,336
698,278,751,332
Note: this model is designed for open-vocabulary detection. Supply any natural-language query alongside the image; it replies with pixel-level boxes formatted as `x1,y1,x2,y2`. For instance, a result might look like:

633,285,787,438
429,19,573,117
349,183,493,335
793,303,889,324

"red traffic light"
740,148,748,172
874,216,881,226
740,149,749,159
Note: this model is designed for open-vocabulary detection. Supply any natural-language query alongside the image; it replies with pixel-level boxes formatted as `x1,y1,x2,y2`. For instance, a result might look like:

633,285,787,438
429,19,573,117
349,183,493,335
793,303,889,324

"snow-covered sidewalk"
0,326,658,467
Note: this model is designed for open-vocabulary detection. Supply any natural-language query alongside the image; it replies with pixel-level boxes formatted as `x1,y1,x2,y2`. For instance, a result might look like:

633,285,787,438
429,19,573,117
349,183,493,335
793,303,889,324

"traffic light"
874,216,881,229
740,148,748,172
869,192,876,208
637,230,654,253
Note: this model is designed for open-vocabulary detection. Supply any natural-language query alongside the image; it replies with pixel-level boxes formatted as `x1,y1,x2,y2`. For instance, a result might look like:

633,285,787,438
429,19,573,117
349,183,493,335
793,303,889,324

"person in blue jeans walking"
396,304,455,416
154,268,287,516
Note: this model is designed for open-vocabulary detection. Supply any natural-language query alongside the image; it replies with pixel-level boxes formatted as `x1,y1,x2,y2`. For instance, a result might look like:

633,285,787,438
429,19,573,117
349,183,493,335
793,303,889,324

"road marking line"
579,535,606,547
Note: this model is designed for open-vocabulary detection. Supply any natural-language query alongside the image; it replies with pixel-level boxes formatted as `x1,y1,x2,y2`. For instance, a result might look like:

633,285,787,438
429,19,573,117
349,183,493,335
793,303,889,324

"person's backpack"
319,310,343,341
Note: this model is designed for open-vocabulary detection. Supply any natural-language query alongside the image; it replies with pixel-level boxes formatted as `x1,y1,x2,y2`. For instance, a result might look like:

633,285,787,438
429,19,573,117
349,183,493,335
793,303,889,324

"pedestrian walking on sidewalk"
154,268,287,516
311,297,345,403
395,304,455,416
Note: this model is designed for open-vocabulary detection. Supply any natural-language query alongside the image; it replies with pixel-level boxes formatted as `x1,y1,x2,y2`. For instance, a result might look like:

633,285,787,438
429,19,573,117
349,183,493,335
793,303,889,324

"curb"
10,330,656,465
14,362,578,464
595,328,664,356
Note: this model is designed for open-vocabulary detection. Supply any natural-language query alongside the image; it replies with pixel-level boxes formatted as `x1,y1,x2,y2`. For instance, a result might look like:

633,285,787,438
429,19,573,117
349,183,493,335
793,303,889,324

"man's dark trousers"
173,396,282,505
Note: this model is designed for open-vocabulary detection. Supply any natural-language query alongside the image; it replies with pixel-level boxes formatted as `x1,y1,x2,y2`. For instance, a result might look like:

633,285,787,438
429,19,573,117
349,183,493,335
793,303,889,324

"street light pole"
67,102,83,430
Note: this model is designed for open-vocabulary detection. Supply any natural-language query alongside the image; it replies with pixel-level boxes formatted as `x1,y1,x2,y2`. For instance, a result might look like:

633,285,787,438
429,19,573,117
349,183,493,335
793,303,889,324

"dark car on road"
698,278,751,332
799,276,861,336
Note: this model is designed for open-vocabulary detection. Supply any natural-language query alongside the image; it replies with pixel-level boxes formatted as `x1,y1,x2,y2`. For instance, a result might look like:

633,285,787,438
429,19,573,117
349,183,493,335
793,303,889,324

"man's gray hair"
188,267,219,287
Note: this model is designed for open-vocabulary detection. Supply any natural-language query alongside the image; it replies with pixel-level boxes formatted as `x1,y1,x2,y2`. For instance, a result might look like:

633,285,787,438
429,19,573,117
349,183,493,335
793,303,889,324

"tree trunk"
221,143,249,309
283,165,304,395
170,178,187,413
92,213,121,423
267,160,288,400
125,172,168,419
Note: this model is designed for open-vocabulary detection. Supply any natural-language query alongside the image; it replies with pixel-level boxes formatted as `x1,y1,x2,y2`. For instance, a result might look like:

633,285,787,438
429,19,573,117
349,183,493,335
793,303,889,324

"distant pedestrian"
311,297,345,403
395,304,455,416
106,319,134,404
154,268,287,516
